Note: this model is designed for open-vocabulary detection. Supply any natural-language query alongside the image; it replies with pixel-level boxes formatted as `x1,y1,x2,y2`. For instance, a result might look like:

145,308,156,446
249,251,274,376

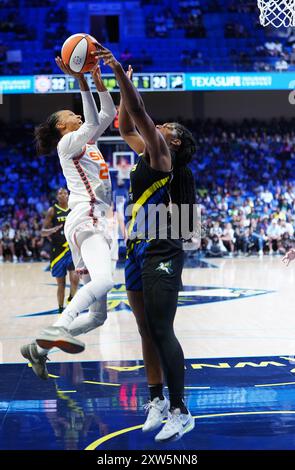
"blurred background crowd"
1,118,294,262
1,0,295,75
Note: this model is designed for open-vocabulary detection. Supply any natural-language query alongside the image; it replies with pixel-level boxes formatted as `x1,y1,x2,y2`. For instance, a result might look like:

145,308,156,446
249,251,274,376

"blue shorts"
125,240,150,291
50,250,75,278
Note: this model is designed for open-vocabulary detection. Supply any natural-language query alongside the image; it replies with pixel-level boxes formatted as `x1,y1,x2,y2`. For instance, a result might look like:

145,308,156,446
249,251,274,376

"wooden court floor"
1,256,294,364
2,256,295,451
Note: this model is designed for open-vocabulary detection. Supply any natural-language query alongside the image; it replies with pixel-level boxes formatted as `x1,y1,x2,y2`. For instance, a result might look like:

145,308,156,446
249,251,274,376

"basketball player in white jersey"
21,57,117,379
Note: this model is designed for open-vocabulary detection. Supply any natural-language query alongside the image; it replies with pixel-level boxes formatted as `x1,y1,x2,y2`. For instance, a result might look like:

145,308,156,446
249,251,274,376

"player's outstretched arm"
56,56,101,156
41,207,62,238
92,46,171,172
118,65,145,155
55,56,89,91
90,65,117,141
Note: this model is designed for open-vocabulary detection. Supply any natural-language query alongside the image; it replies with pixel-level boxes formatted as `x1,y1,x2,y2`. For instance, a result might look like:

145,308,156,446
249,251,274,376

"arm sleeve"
91,91,117,142
57,91,101,159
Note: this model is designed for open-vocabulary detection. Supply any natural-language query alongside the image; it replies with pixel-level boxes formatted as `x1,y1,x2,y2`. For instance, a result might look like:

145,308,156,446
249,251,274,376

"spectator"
206,234,227,257
281,219,294,237
0,223,17,263
266,218,282,254
275,59,289,71
14,221,32,261
278,232,293,255
260,188,274,204
221,222,235,255
250,220,268,256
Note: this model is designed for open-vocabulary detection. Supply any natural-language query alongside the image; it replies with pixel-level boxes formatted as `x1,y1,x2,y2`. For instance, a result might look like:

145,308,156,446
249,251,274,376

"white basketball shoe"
155,408,195,442
142,397,170,432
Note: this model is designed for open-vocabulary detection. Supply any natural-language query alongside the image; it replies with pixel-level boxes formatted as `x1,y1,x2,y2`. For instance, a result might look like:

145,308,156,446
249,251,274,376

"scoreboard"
2,72,295,93
34,73,185,94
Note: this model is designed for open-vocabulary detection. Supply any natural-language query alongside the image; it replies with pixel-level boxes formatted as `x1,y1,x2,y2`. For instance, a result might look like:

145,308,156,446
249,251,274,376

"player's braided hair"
34,112,61,155
170,123,197,239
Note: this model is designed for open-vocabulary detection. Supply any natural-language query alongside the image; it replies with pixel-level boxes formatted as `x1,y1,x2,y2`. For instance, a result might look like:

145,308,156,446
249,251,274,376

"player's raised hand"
55,56,84,80
91,44,120,70
282,248,295,266
126,64,133,80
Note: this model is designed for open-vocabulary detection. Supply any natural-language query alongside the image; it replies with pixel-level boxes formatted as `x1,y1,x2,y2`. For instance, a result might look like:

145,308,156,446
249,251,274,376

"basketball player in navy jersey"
93,45,196,442
42,188,79,314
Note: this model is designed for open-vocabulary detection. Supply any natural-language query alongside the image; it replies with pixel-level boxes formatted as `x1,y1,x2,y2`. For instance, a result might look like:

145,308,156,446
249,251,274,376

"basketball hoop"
257,0,295,27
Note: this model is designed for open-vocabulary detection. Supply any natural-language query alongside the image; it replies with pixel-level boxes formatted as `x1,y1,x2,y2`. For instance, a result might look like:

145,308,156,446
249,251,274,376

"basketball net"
257,0,295,27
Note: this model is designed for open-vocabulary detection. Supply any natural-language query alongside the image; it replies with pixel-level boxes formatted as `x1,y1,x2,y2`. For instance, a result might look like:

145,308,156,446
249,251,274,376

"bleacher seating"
1,0,295,75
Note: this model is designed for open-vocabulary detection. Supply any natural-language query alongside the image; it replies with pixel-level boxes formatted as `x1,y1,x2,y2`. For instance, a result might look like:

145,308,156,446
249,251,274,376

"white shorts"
65,202,116,273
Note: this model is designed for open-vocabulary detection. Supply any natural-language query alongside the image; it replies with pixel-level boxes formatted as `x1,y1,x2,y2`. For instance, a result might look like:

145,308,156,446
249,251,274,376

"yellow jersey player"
42,188,79,314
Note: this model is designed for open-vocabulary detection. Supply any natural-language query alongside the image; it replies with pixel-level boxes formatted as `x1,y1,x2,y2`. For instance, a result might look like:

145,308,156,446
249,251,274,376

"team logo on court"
155,260,173,274
16,283,274,317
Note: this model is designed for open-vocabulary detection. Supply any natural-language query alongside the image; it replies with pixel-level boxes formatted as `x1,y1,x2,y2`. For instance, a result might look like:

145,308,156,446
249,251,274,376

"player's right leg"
56,276,66,314
68,269,79,303
141,244,194,442
125,242,168,432
66,271,107,336
127,289,169,432
68,246,117,336
35,232,113,353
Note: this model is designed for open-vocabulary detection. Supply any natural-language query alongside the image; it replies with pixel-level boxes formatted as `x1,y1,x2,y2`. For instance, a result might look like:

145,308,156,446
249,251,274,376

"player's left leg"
67,244,118,336
68,272,108,336
68,269,79,303
142,243,194,441
35,232,113,354
56,276,66,314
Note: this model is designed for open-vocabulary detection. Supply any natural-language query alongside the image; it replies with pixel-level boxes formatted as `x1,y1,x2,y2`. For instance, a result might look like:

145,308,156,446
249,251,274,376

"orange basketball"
61,33,99,73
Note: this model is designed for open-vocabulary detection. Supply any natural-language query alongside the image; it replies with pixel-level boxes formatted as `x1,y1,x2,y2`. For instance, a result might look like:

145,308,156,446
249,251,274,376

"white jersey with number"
56,89,117,272
58,90,116,211
59,141,112,210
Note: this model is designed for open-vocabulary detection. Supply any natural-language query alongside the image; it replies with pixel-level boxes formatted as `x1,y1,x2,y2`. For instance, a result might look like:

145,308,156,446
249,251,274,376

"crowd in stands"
2,0,295,75
145,1,206,39
192,118,295,256
0,118,295,262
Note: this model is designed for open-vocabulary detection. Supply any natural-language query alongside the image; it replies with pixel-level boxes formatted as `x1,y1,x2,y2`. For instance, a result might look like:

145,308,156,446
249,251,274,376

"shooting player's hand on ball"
91,44,120,70
55,56,84,80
